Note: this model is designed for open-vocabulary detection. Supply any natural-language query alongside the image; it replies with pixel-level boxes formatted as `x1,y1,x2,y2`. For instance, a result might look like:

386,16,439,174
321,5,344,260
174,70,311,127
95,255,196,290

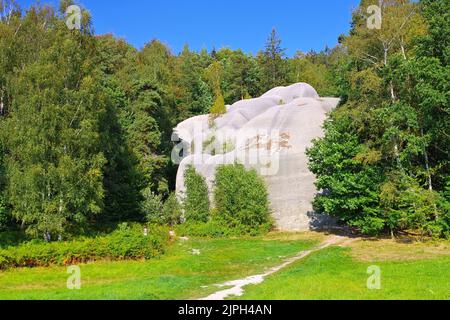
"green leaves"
213,164,272,233
308,0,450,238
0,223,170,270
162,193,182,227
0,5,107,236
209,91,226,118
183,166,210,223
258,28,288,92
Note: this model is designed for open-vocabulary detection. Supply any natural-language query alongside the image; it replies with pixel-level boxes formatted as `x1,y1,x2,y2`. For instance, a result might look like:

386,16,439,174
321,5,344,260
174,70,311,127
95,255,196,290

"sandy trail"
199,235,352,300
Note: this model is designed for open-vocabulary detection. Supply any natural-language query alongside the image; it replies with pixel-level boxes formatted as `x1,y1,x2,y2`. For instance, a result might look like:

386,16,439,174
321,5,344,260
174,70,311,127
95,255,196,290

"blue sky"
18,0,360,56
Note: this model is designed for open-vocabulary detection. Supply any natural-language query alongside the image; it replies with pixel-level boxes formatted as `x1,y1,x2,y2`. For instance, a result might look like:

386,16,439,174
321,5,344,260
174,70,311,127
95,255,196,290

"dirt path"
199,235,353,300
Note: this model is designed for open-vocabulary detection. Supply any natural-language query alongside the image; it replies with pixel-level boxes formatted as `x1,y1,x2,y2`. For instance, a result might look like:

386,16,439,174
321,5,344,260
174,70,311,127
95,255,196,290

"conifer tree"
258,28,288,92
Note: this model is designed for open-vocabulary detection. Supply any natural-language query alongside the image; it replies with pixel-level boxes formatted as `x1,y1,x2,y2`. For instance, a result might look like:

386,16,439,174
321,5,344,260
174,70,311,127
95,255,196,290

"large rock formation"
172,83,340,231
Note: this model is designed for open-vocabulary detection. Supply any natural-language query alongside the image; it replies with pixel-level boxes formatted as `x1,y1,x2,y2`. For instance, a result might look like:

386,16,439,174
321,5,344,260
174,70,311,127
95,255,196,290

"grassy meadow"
0,232,449,300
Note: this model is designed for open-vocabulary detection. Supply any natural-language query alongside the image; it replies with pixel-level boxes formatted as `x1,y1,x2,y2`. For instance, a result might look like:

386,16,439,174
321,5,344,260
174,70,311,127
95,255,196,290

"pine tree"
258,28,288,92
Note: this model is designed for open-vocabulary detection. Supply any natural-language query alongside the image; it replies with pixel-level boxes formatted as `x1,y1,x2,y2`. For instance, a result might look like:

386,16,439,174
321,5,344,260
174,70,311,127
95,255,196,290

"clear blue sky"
18,0,360,56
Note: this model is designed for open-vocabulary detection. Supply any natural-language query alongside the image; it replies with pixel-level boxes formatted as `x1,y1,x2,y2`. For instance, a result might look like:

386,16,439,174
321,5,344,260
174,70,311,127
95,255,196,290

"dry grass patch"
348,238,450,262
262,231,327,243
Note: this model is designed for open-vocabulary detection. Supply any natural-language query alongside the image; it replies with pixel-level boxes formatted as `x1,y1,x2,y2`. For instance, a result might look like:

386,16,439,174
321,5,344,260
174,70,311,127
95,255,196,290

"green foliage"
0,231,27,249
162,193,182,227
308,0,450,238
141,188,164,224
176,220,270,238
215,48,262,103
1,0,446,241
258,28,288,92
183,166,210,223
378,174,447,237
0,196,8,231
307,115,385,235
176,220,241,238
0,223,169,270
1,7,107,236
209,91,226,117
287,48,341,96
438,177,450,239
213,164,272,233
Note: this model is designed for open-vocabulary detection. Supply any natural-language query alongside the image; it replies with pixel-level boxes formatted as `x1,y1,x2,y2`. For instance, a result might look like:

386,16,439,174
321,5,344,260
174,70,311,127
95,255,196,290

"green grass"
0,236,316,300
237,246,450,300
1,233,449,300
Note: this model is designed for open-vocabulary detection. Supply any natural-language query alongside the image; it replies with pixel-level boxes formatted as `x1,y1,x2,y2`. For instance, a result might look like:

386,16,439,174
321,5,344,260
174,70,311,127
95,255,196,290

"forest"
0,0,448,241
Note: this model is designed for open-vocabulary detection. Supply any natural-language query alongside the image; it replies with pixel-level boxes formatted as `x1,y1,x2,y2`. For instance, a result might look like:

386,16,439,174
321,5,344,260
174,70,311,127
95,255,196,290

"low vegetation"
1,233,448,300
0,235,317,300
238,245,450,300
213,164,272,233
183,166,210,223
175,164,272,237
0,224,169,270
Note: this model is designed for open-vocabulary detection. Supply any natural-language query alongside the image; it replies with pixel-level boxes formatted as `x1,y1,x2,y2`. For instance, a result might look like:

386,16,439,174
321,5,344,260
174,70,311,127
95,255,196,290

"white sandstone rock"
173,83,340,231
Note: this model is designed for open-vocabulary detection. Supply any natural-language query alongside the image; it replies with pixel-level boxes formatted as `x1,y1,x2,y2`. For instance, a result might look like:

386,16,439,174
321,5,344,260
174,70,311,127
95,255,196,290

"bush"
176,220,271,238
210,92,226,117
0,231,27,249
184,166,210,223
0,196,10,232
0,223,170,270
162,193,182,227
176,221,237,238
213,164,272,233
141,188,164,224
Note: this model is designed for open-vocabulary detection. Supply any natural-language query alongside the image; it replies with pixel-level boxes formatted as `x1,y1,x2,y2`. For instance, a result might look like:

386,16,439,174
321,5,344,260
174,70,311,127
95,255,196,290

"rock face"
172,83,340,231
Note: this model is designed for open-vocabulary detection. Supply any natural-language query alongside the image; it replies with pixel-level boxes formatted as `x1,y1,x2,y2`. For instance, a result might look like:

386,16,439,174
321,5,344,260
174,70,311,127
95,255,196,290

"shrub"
0,231,27,249
184,166,210,223
176,220,271,238
0,196,10,232
162,193,182,227
176,220,237,238
141,188,164,224
437,177,450,240
0,223,170,270
210,92,226,117
213,164,272,233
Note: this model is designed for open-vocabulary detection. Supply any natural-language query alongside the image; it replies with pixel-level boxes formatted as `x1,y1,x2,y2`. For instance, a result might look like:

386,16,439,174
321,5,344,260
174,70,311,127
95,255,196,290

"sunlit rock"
173,83,340,231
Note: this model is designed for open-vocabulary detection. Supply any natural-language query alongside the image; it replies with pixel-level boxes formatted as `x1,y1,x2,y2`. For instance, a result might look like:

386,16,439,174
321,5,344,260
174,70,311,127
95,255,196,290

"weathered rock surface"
173,83,339,231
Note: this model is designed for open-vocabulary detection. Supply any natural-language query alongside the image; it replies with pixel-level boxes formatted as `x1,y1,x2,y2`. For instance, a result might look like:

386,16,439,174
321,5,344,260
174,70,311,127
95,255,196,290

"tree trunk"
384,47,396,102
384,46,403,170
400,41,407,60
0,89,3,115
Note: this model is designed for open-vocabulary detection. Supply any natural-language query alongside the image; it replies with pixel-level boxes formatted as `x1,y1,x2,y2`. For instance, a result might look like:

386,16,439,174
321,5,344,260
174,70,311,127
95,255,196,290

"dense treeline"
308,0,449,238
0,0,338,238
0,0,448,239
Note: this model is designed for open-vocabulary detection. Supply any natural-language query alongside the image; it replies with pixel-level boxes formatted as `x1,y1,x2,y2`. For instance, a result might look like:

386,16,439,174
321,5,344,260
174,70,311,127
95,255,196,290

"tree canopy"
0,0,447,239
